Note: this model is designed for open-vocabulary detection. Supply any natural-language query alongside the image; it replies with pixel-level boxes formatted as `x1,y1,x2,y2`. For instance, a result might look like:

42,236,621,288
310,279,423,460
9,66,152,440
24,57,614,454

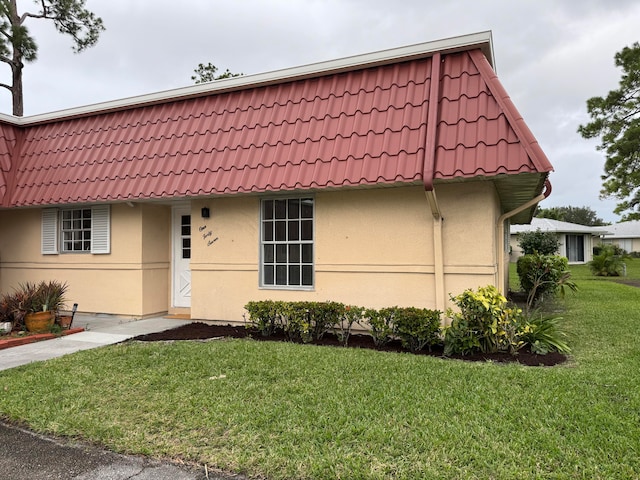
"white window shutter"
41,209,59,254
91,205,110,254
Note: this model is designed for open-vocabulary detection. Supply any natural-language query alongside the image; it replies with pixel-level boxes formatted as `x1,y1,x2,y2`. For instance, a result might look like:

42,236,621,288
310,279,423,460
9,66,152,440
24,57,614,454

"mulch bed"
134,322,567,367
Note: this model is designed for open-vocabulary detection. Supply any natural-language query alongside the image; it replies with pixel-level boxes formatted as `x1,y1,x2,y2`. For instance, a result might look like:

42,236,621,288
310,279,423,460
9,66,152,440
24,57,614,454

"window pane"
289,265,300,285
264,245,274,263
301,199,313,218
302,244,313,263
263,221,273,241
264,265,274,285
302,265,313,285
276,244,287,263
289,244,300,263
276,265,287,285
301,220,312,240
288,199,300,219
263,200,274,220
288,220,299,241
275,221,286,241
275,200,287,219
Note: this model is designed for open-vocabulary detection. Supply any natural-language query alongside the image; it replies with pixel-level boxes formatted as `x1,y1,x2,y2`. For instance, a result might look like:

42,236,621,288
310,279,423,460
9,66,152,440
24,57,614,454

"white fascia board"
4,31,493,126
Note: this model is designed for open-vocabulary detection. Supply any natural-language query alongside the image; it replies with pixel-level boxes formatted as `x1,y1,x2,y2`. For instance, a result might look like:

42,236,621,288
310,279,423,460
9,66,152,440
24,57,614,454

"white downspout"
496,179,551,294
425,190,445,312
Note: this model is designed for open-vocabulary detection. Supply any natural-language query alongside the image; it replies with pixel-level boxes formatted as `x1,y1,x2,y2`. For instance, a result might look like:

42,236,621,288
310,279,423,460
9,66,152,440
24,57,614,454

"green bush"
444,285,525,355
364,307,395,348
517,229,560,255
391,307,441,352
244,300,284,336
520,313,571,354
336,305,364,347
589,244,627,276
517,253,577,309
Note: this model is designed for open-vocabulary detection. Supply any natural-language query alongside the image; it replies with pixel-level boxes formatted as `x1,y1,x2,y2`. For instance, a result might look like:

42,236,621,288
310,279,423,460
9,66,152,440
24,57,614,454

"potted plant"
19,281,68,333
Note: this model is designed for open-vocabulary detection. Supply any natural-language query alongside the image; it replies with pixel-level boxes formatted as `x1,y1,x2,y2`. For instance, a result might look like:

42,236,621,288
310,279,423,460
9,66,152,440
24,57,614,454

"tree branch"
0,82,11,92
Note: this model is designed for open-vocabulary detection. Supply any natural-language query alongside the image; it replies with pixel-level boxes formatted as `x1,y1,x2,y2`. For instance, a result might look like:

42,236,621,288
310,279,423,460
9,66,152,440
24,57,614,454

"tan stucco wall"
191,182,501,323
1,181,502,322
0,203,170,317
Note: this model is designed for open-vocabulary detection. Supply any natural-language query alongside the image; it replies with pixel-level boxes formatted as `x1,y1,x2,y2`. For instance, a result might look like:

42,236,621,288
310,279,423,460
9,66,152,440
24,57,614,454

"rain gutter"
496,178,552,294
422,52,446,312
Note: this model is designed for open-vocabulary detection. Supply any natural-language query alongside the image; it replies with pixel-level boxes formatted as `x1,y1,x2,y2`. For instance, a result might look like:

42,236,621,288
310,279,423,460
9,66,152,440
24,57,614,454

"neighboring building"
601,220,640,253
510,218,608,264
0,32,553,323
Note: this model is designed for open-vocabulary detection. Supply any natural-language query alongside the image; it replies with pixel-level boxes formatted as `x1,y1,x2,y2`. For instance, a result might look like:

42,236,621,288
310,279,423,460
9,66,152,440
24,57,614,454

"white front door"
172,206,191,308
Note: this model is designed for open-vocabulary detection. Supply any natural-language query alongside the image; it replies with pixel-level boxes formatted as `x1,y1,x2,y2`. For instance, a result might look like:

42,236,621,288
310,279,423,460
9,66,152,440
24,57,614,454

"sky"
2,0,639,223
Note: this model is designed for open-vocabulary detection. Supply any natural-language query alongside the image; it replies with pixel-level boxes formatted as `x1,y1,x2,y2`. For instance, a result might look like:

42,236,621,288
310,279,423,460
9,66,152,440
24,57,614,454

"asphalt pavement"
0,314,245,480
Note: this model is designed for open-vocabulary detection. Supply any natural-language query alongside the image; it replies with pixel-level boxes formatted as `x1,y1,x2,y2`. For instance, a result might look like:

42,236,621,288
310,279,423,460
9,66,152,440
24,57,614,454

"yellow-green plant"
445,285,525,355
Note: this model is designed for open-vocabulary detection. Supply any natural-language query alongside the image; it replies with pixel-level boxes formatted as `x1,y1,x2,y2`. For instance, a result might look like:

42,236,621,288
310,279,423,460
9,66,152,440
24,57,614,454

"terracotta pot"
57,315,73,330
24,311,55,333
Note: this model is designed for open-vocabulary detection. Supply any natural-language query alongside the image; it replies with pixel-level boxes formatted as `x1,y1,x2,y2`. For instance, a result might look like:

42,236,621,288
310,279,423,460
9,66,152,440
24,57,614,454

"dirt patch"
134,322,567,367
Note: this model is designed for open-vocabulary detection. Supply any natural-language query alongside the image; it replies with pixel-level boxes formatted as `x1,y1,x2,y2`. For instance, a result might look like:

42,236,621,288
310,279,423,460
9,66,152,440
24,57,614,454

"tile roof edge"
468,49,553,175
0,31,494,126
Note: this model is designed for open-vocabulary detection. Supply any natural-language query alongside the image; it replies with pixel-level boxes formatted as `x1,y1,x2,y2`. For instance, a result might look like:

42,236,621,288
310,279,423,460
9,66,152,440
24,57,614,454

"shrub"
364,308,395,348
335,305,364,347
444,285,525,355
520,313,571,354
589,244,627,276
517,253,577,309
391,307,441,352
517,229,560,255
244,300,284,336
279,301,343,343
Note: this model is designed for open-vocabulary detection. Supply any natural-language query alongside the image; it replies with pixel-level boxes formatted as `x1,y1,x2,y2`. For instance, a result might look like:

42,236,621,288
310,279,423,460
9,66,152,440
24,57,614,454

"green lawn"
1,262,640,479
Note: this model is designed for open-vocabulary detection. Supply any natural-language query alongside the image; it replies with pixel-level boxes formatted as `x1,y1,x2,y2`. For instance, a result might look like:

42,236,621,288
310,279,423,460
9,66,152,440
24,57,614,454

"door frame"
171,204,192,308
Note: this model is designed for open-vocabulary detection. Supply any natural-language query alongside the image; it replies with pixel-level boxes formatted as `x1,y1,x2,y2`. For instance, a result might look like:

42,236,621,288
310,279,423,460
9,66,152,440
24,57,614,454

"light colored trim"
90,205,111,254
0,32,493,126
41,208,59,254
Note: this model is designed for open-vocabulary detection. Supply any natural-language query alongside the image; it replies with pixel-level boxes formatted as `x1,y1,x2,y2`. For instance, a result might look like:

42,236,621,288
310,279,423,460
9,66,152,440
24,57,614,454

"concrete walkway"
0,314,192,371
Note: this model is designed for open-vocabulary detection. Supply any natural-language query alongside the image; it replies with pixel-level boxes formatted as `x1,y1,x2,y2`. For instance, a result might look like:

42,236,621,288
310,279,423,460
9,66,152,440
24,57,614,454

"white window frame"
260,196,314,289
42,205,110,255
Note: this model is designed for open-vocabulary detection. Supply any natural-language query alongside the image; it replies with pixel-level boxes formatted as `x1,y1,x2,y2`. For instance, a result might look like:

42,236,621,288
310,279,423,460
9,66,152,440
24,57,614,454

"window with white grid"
261,197,314,288
61,208,92,252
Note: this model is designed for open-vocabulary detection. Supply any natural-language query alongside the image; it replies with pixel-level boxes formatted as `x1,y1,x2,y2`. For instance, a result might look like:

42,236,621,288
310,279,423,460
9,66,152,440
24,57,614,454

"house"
601,220,640,253
510,218,608,264
0,31,553,323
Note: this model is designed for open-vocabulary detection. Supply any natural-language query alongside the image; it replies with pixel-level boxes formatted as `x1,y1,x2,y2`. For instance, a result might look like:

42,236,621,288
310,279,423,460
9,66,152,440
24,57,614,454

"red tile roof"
0,38,552,208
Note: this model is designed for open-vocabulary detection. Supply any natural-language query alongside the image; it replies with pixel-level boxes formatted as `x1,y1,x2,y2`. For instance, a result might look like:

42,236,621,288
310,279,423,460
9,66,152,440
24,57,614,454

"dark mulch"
134,322,567,367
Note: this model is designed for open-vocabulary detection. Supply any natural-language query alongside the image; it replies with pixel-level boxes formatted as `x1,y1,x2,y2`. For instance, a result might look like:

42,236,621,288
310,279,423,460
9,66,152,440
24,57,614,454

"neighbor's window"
261,197,314,288
61,208,92,252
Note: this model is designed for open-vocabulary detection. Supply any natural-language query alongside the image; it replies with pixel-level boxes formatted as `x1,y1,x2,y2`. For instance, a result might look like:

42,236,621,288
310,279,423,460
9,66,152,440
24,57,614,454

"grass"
1,262,640,479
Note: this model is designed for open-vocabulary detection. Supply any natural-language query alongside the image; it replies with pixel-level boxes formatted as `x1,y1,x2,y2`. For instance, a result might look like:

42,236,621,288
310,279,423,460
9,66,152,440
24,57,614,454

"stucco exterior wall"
0,203,170,317
1,182,502,322
191,183,501,323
